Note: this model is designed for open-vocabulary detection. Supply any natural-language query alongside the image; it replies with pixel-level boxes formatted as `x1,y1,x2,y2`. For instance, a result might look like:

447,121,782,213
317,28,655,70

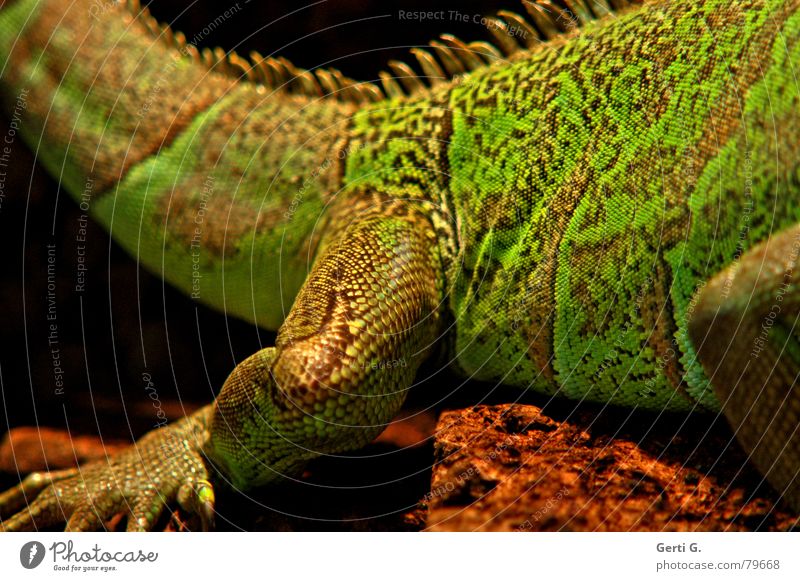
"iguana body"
1,0,799,530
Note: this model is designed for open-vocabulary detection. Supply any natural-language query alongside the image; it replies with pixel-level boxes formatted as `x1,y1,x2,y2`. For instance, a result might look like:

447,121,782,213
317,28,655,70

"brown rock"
0,427,127,474
425,404,800,531
374,408,438,448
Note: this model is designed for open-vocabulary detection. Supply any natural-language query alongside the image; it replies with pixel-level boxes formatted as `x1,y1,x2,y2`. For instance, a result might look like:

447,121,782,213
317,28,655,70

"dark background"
0,0,523,530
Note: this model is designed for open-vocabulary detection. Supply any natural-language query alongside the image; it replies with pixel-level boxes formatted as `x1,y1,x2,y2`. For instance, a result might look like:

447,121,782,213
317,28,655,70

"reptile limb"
1,198,443,529
689,225,800,509
0,408,215,531
208,198,443,490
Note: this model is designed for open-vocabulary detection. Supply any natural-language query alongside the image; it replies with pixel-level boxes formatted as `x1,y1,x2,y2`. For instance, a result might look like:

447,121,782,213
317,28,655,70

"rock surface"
425,404,799,531
3,402,799,531
0,427,127,474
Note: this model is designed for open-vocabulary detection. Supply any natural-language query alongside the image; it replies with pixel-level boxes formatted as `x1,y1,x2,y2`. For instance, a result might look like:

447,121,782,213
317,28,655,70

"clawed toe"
177,479,216,531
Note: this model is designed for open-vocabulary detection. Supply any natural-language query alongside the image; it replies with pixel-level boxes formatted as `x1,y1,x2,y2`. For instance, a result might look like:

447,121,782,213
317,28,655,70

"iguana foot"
0,406,216,531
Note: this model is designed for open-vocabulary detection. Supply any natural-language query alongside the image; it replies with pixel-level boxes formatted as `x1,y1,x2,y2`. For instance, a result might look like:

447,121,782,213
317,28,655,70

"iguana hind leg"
207,199,443,489
689,224,800,510
0,198,443,530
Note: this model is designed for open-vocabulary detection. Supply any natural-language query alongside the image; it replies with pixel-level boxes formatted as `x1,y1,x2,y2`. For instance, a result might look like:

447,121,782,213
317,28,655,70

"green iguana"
1,0,799,531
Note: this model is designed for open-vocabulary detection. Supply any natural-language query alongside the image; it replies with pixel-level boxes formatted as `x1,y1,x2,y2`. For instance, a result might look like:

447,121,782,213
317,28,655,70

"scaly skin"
0,0,799,529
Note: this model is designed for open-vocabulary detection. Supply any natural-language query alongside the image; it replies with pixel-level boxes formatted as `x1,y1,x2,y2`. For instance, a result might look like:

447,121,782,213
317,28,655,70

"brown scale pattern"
146,82,357,260
208,200,444,488
538,0,791,394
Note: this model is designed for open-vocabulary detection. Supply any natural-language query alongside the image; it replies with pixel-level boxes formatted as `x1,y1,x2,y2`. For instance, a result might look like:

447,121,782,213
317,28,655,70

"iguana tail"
0,0,357,329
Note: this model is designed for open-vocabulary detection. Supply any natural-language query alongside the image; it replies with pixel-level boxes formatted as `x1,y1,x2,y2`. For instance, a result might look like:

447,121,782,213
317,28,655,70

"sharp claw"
2,408,214,532
196,480,216,532
177,479,216,531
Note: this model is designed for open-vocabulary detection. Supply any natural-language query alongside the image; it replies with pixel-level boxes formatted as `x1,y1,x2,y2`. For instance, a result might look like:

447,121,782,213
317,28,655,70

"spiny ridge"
126,0,642,103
